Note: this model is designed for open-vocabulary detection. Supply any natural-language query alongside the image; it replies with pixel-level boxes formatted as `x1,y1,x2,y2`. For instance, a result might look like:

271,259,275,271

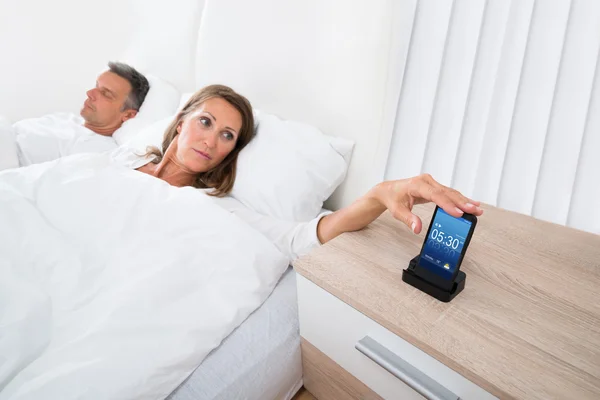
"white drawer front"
297,275,497,400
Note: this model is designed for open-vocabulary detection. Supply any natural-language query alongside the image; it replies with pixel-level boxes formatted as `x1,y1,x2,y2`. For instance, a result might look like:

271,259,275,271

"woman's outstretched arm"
317,174,484,244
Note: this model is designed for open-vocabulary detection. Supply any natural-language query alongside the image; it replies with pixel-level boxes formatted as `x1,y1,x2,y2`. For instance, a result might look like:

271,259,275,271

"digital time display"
418,208,472,280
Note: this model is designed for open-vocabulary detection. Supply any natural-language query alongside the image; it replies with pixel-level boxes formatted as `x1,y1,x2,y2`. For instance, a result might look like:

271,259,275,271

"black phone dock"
402,256,466,302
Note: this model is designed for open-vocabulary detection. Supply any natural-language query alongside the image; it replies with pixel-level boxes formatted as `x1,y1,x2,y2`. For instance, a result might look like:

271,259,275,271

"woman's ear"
176,123,182,134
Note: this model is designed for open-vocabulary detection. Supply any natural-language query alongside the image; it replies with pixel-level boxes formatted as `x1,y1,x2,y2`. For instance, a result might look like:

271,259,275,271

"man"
13,62,149,166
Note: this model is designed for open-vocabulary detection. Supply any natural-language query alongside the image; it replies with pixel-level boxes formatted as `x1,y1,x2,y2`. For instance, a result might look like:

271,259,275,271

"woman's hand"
373,173,483,234
316,174,483,244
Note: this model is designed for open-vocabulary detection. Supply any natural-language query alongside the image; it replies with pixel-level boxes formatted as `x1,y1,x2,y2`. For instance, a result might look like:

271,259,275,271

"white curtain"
385,0,600,234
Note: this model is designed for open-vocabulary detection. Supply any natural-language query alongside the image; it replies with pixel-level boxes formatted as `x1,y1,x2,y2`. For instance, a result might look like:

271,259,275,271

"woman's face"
175,97,242,172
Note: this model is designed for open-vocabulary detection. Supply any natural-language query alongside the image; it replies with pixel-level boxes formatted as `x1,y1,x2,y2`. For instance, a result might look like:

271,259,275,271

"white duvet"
0,153,289,399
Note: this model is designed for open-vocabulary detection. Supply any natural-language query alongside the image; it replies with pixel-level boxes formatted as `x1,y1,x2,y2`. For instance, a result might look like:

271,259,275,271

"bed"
168,268,302,400
0,108,349,400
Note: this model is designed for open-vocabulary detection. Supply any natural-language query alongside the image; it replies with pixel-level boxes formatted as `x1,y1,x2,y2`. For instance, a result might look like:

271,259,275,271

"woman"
121,84,483,255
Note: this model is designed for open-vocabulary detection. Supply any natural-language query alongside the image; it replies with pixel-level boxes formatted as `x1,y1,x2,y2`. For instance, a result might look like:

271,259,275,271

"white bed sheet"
167,267,302,400
0,117,18,171
0,153,289,399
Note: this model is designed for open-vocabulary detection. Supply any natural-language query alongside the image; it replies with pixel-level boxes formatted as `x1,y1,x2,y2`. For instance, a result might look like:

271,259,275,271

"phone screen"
418,208,473,280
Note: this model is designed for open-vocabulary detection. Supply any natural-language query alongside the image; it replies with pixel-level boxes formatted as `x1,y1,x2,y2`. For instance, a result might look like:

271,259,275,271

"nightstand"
293,204,600,400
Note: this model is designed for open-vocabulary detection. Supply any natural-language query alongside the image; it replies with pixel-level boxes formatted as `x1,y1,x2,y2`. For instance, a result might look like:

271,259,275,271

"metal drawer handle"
355,336,459,400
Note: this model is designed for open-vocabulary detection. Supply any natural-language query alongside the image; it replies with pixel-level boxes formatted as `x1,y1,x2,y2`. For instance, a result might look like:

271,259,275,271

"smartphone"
414,206,477,291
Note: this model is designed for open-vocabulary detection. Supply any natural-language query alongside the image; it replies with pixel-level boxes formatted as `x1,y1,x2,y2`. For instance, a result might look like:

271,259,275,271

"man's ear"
122,110,138,122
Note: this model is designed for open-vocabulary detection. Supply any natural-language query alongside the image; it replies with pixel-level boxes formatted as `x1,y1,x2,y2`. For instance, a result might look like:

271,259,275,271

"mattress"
167,267,302,400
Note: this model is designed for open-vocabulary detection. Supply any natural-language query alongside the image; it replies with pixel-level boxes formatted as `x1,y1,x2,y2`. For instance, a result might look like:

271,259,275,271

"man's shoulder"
13,112,83,129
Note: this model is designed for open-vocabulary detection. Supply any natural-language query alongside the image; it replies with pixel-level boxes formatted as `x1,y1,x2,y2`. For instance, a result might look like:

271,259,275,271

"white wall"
0,0,135,121
0,0,205,122
385,0,600,234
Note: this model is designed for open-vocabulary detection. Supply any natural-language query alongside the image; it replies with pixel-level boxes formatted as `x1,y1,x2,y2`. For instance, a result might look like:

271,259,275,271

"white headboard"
195,0,416,210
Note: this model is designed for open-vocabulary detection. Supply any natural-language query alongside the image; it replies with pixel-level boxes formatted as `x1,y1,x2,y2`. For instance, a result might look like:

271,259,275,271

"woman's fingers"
431,189,465,217
385,174,483,234
413,175,483,217
411,179,463,217
390,205,423,234
447,188,483,216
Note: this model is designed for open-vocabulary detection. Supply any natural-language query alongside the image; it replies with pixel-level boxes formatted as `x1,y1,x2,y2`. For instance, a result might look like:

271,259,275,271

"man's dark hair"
108,61,150,112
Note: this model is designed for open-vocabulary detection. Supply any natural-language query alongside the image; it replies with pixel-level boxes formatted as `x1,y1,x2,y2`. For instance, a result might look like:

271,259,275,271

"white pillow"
231,110,353,222
123,92,191,151
122,92,192,152
0,116,19,171
112,75,180,145
123,116,174,153
122,109,354,222
178,92,194,111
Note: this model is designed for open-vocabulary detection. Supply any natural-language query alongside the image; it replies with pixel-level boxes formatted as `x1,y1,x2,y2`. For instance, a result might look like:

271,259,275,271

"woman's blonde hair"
145,84,255,197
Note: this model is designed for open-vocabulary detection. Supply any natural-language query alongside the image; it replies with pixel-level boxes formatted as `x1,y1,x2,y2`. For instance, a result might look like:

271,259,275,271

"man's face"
80,71,136,132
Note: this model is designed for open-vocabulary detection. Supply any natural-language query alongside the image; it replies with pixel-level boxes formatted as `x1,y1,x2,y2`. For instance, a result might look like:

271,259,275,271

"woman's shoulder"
109,146,155,169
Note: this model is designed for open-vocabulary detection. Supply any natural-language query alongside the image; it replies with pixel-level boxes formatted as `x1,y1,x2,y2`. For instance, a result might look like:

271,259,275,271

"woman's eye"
222,131,234,141
199,117,211,127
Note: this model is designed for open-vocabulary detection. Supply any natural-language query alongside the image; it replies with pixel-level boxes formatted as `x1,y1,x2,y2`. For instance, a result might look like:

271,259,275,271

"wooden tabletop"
293,203,600,400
